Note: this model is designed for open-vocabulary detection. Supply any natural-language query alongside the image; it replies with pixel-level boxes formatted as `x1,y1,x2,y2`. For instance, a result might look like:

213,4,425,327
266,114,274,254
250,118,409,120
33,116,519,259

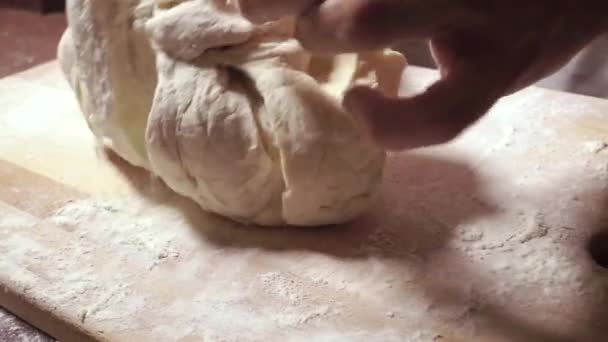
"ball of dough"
58,0,407,226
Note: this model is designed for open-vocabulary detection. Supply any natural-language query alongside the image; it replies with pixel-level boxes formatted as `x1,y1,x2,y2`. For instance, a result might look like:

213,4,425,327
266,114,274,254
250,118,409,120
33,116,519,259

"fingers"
344,69,503,150
296,0,465,53
237,0,319,23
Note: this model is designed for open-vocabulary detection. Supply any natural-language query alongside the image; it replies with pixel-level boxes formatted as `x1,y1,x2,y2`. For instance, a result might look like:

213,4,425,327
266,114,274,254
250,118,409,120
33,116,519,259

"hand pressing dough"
58,0,407,226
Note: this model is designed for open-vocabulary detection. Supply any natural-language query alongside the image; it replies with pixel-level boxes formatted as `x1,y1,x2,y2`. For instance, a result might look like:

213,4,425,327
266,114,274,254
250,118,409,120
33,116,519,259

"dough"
58,0,407,226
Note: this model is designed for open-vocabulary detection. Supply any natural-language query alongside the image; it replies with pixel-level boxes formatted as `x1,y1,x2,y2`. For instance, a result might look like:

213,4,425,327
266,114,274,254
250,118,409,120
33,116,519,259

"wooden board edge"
1,273,100,342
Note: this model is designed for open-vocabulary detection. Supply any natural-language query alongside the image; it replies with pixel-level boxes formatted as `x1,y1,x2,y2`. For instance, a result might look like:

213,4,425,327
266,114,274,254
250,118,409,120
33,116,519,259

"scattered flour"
0,307,54,342
460,229,484,243
2,169,607,341
583,140,608,154
2,198,401,340
2,85,608,339
0,215,36,232
259,271,308,305
516,211,550,243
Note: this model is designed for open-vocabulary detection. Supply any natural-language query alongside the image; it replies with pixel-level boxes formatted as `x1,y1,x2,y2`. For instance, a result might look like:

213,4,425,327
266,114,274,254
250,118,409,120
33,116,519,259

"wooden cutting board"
1,62,608,342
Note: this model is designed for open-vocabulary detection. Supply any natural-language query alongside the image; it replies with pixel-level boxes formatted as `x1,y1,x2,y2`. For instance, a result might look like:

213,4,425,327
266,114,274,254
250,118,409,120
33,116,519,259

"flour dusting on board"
2,198,389,340
583,140,608,154
0,308,54,342
2,84,608,340
2,174,607,342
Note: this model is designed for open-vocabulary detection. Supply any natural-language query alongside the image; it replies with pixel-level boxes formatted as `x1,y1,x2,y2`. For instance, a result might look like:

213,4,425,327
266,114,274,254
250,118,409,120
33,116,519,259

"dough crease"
58,0,407,226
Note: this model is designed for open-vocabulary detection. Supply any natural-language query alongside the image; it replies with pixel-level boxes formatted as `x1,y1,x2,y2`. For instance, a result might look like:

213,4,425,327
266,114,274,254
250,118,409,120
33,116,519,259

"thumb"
344,71,502,150
296,0,467,53
237,0,318,23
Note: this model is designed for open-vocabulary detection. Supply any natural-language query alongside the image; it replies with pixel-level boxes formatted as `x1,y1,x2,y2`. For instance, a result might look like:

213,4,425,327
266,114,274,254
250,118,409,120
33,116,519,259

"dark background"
0,2,66,78
0,0,64,13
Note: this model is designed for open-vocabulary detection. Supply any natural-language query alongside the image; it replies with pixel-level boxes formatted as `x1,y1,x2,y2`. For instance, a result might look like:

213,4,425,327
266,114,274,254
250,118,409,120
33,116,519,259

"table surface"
1,61,608,342
0,307,54,342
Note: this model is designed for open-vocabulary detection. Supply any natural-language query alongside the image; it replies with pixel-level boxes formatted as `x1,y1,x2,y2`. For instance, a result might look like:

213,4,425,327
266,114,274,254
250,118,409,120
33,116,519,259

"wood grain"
1,62,607,342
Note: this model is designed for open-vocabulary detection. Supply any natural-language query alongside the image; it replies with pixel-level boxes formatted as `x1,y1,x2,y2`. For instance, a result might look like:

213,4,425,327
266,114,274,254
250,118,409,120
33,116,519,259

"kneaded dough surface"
58,0,407,226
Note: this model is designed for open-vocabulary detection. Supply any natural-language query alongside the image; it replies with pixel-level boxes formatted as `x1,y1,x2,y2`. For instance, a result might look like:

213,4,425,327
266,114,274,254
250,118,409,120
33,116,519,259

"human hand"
294,0,608,150
237,0,318,24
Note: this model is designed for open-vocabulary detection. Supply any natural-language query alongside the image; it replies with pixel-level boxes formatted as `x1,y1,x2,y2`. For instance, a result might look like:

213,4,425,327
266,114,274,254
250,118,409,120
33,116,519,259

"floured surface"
0,307,54,342
1,62,608,341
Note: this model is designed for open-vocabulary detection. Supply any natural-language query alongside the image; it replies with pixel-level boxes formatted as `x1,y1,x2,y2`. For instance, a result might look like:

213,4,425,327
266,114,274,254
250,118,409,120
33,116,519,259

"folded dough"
58,0,407,226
